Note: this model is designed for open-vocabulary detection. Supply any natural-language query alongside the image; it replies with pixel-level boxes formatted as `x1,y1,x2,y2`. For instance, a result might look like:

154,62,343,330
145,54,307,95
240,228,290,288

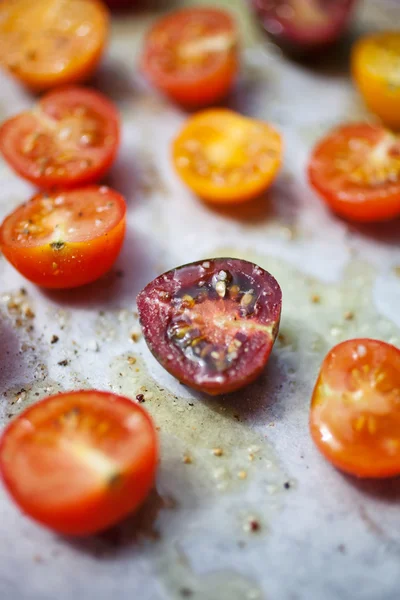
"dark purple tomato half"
137,258,282,395
251,0,357,55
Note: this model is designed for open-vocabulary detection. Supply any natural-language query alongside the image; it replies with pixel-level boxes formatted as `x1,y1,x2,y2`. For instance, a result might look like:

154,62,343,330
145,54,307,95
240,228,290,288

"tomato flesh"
0,391,158,535
173,109,282,204
352,32,400,130
0,0,109,90
252,0,356,53
308,123,400,222
141,8,238,107
310,339,400,478
0,87,120,190
137,258,282,395
0,186,126,288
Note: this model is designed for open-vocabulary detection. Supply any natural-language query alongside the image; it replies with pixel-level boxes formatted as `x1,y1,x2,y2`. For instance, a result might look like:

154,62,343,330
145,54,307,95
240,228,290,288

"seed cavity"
167,268,271,372
50,241,65,251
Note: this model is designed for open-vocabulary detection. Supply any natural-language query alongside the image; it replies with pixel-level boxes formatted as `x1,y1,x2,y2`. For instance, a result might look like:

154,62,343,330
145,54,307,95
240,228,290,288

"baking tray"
1,1,400,599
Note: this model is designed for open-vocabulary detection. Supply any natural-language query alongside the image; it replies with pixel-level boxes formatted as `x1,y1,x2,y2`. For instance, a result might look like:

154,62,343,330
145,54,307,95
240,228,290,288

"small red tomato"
0,186,126,288
141,7,239,108
252,0,356,55
308,123,400,222
310,339,400,478
137,258,282,395
0,86,120,190
0,391,158,535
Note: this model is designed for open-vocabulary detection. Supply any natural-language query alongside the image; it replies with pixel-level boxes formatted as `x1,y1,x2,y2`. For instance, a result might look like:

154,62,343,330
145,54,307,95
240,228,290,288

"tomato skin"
0,0,109,91
0,186,126,289
173,109,282,204
0,391,158,535
137,258,282,395
141,8,238,108
0,86,120,190
310,339,400,479
308,123,400,222
352,32,400,130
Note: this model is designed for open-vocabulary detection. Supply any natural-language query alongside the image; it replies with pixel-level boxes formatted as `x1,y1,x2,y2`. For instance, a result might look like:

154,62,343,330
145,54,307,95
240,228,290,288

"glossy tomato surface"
137,258,282,395
0,0,109,91
173,109,282,204
0,391,158,535
252,0,356,54
310,339,400,478
0,86,120,190
308,123,400,222
141,7,238,107
352,31,400,130
0,186,126,288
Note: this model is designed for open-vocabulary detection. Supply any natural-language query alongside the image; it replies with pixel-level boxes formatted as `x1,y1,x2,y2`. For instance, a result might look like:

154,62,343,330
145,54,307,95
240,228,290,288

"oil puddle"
109,347,285,599
3,379,64,422
109,353,290,503
158,547,264,600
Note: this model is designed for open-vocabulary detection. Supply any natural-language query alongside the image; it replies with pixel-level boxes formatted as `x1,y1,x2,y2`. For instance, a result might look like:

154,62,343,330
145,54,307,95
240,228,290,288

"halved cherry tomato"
0,86,120,190
0,186,126,288
252,0,356,54
0,0,109,91
310,339,400,479
137,258,282,395
352,32,400,130
308,123,400,222
141,7,238,108
172,109,282,204
0,391,158,535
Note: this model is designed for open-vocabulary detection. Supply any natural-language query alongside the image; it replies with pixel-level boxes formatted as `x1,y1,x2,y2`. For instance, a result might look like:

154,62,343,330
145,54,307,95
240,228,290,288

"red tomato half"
137,258,282,395
0,186,126,288
308,123,400,222
310,339,400,478
0,391,158,535
0,87,120,189
141,7,239,108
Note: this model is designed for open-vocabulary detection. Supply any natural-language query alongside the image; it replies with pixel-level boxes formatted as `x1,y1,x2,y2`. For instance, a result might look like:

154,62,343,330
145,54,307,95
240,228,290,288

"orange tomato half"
310,339,400,478
0,186,126,288
0,0,109,91
172,109,282,204
352,32,400,130
0,391,158,535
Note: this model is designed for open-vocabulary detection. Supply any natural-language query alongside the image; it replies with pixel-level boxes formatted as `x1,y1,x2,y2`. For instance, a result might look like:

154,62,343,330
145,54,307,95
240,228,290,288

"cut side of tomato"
0,391,158,535
310,339,400,478
308,123,400,222
252,0,356,54
173,109,282,204
0,86,120,190
141,7,238,108
0,0,109,91
137,258,282,395
352,32,400,130
0,186,126,288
